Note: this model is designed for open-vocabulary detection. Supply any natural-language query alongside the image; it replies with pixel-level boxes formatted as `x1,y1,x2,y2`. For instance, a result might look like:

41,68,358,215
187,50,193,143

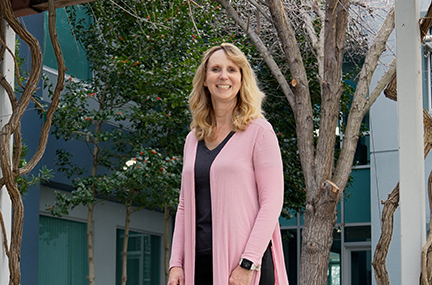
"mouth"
217,85,231,90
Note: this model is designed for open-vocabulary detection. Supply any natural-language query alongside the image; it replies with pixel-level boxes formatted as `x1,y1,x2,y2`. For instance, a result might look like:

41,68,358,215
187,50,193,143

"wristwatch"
239,258,261,271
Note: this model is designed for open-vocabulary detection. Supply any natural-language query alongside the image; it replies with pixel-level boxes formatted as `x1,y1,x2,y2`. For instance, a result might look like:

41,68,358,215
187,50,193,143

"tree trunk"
164,204,170,283
121,204,131,285
87,204,95,285
8,185,23,285
300,180,340,285
371,184,399,285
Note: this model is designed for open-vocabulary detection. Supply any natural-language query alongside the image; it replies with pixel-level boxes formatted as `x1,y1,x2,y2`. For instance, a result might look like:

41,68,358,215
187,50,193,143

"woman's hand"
167,267,184,285
229,265,254,285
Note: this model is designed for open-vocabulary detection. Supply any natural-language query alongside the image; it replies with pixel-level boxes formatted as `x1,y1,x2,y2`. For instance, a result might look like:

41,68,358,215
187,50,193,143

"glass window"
43,6,91,80
328,230,341,285
38,215,88,285
344,168,371,223
116,229,161,285
344,226,371,243
350,250,372,285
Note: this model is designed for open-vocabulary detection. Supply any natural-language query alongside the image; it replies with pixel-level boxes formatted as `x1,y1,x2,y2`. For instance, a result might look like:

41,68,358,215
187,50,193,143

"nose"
219,69,228,80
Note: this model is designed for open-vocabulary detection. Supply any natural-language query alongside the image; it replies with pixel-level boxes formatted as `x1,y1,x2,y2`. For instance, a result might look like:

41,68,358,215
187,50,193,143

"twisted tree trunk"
0,0,65,283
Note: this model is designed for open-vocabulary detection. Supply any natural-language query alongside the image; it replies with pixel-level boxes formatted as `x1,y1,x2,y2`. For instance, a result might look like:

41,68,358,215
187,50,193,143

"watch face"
240,259,253,270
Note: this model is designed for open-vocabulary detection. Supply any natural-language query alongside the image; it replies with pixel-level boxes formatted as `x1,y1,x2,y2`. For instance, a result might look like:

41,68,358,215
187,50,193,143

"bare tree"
214,0,396,284
0,0,66,283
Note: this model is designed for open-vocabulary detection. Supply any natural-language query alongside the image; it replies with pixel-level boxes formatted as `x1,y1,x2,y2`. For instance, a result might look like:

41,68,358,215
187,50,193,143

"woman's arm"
240,126,284,266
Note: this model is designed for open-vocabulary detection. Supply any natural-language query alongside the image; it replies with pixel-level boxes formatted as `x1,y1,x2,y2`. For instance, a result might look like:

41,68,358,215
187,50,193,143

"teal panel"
43,6,91,80
38,215,88,285
344,168,371,223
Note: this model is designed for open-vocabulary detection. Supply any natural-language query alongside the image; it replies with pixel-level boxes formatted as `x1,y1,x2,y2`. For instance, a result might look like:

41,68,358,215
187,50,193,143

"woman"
168,43,289,285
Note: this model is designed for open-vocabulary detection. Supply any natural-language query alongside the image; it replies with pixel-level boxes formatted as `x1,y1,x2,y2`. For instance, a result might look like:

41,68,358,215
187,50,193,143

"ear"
203,80,208,87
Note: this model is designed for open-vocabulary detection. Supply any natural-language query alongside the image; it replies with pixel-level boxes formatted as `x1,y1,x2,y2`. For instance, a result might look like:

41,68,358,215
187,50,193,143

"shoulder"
247,118,275,133
237,118,277,143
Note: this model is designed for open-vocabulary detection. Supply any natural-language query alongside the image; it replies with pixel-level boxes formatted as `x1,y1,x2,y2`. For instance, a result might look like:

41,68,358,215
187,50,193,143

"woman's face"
204,49,242,106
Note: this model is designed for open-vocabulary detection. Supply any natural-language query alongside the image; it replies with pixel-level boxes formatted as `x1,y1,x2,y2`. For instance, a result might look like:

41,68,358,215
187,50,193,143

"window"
116,229,161,285
38,215,88,285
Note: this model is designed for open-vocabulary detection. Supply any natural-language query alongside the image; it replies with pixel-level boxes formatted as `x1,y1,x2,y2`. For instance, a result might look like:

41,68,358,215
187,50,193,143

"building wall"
39,186,167,284
17,10,170,284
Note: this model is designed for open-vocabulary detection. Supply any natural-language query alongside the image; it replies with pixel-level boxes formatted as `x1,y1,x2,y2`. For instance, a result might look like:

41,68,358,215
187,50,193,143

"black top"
194,132,235,255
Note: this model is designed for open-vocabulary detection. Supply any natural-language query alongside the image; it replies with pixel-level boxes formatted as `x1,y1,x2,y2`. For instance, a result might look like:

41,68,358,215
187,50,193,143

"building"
17,10,166,285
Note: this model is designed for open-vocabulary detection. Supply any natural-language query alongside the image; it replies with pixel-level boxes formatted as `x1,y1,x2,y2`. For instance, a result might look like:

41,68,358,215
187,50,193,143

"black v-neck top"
194,131,235,255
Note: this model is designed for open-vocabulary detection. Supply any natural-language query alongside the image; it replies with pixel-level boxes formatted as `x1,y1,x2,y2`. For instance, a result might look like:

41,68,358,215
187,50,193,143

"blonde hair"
189,43,265,140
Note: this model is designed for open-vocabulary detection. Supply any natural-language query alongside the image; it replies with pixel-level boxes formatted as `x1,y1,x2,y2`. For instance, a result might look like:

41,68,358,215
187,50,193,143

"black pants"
194,244,275,285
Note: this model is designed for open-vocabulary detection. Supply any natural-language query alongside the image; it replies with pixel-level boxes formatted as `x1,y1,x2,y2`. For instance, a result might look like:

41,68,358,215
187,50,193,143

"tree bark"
371,184,399,285
300,180,340,284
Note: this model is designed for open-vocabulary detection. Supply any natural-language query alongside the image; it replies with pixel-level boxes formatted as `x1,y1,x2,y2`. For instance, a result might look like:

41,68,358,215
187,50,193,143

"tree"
0,0,67,283
213,1,396,284
103,149,181,285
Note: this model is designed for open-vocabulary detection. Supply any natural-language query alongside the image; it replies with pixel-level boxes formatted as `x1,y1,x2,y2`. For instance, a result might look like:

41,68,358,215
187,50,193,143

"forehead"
207,49,239,67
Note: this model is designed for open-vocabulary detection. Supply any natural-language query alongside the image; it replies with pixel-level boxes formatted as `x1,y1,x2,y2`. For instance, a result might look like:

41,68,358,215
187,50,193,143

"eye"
229,67,238,73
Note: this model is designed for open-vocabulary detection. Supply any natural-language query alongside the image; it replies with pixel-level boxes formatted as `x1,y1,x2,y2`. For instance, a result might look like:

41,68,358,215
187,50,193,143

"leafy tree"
102,149,181,285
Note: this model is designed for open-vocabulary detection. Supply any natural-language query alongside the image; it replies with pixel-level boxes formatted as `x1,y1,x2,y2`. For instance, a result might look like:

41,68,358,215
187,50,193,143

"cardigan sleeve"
241,126,284,266
169,133,194,270
169,183,185,269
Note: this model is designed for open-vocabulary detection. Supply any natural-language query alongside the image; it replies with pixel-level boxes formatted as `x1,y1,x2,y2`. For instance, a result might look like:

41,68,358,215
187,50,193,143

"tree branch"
365,58,396,111
333,6,395,188
315,0,349,185
299,0,325,79
17,0,66,176
249,0,272,23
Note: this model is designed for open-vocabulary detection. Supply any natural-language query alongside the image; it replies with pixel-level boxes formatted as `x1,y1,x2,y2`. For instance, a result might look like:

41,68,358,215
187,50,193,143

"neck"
212,100,235,127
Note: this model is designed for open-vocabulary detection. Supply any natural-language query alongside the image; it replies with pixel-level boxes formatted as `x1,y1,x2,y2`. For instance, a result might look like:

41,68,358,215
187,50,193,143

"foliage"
45,0,236,213
15,143,53,195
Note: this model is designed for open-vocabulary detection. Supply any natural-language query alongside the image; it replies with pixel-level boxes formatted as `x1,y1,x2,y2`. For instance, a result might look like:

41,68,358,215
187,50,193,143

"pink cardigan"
170,118,289,285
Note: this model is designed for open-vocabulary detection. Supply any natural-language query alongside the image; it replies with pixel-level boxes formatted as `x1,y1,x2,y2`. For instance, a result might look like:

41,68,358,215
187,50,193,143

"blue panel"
344,168,371,223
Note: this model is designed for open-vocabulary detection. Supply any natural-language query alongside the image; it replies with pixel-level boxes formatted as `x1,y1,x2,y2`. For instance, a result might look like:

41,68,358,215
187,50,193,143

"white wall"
39,186,169,285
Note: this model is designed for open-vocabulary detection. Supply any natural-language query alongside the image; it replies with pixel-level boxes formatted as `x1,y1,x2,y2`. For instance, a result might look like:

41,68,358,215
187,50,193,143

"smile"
217,85,231,90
